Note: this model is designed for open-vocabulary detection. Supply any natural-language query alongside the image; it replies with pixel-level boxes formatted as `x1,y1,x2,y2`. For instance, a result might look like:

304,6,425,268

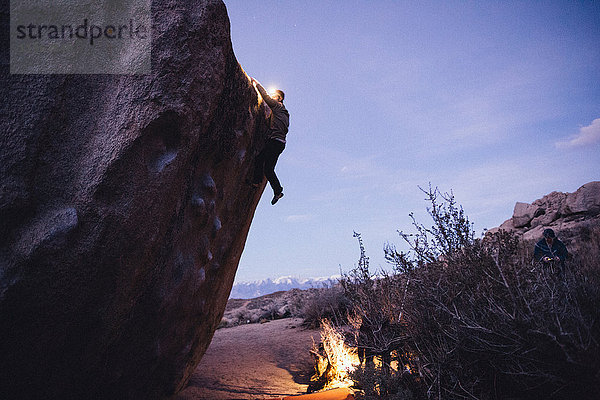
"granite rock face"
512,202,538,228
0,1,269,398
488,182,600,245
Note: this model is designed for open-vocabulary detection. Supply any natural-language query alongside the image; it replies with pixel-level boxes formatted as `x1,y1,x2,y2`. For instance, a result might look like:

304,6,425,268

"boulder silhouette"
0,1,269,398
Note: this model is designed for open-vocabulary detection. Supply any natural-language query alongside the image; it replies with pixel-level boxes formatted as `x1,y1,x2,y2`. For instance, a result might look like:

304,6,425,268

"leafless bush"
338,186,600,399
301,285,350,329
350,363,415,400
341,233,408,363
220,290,301,328
338,233,423,399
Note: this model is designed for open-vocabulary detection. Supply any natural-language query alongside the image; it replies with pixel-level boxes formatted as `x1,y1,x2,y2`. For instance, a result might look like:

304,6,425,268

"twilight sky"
224,0,600,283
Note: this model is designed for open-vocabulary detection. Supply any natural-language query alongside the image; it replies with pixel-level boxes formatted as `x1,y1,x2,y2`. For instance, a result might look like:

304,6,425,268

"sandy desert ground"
174,318,320,399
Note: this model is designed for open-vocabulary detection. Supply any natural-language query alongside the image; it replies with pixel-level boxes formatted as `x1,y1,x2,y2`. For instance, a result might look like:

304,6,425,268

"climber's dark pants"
253,139,285,195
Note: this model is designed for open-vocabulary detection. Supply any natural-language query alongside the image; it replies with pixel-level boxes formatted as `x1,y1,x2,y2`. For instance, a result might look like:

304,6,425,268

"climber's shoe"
271,192,284,205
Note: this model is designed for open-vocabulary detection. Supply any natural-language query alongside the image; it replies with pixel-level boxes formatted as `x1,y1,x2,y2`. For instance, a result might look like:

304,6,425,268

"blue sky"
224,0,600,283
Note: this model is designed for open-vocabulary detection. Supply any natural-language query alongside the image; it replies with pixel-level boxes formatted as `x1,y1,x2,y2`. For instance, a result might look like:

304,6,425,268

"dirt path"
175,318,320,400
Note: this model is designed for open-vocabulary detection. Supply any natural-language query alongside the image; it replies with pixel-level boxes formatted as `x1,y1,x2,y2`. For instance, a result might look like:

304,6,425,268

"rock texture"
0,1,270,399
488,182,600,245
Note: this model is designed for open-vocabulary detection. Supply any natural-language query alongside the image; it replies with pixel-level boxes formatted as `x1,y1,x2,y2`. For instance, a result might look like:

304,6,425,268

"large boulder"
512,202,538,228
0,1,269,399
489,182,600,246
564,181,600,215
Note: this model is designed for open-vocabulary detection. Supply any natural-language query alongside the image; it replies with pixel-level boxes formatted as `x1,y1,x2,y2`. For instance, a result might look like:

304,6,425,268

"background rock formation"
0,1,269,398
488,181,600,246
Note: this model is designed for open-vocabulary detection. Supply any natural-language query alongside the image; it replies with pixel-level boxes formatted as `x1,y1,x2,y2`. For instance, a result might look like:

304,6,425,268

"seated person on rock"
533,228,568,268
249,77,289,205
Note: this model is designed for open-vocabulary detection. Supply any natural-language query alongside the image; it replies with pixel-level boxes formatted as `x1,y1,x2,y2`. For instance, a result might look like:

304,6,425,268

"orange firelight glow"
318,320,360,390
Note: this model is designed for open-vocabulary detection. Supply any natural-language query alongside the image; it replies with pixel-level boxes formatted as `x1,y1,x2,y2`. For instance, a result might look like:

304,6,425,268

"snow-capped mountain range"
229,275,341,299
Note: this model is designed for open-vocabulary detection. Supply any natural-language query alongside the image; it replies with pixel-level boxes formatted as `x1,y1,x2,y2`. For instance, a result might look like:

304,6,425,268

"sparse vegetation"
220,290,297,328
220,286,349,328
314,186,600,399
301,284,350,329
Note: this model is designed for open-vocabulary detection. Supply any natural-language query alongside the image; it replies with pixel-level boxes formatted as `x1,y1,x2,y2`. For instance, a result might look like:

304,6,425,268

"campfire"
310,319,360,391
310,318,420,398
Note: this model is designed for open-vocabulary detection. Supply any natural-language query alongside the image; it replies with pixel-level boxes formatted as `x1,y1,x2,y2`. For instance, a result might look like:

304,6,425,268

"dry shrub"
220,290,300,328
339,186,600,400
350,363,415,400
301,285,350,329
338,234,423,399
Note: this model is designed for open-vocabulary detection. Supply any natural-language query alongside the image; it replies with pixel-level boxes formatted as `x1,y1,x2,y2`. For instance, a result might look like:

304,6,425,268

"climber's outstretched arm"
251,78,278,108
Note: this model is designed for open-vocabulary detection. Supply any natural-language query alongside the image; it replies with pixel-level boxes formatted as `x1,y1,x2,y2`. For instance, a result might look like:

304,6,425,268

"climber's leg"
263,139,285,195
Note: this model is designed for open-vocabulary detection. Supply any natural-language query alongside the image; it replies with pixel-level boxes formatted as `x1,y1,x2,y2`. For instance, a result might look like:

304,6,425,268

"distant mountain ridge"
229,275,340,299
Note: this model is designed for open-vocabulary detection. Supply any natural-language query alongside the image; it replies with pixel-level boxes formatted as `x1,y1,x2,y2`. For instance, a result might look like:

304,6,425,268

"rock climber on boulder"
250,77,289,205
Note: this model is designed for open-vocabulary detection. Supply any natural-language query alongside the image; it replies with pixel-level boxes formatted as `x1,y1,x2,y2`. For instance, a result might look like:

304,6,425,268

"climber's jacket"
534,237,568,263
255,83,289,144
